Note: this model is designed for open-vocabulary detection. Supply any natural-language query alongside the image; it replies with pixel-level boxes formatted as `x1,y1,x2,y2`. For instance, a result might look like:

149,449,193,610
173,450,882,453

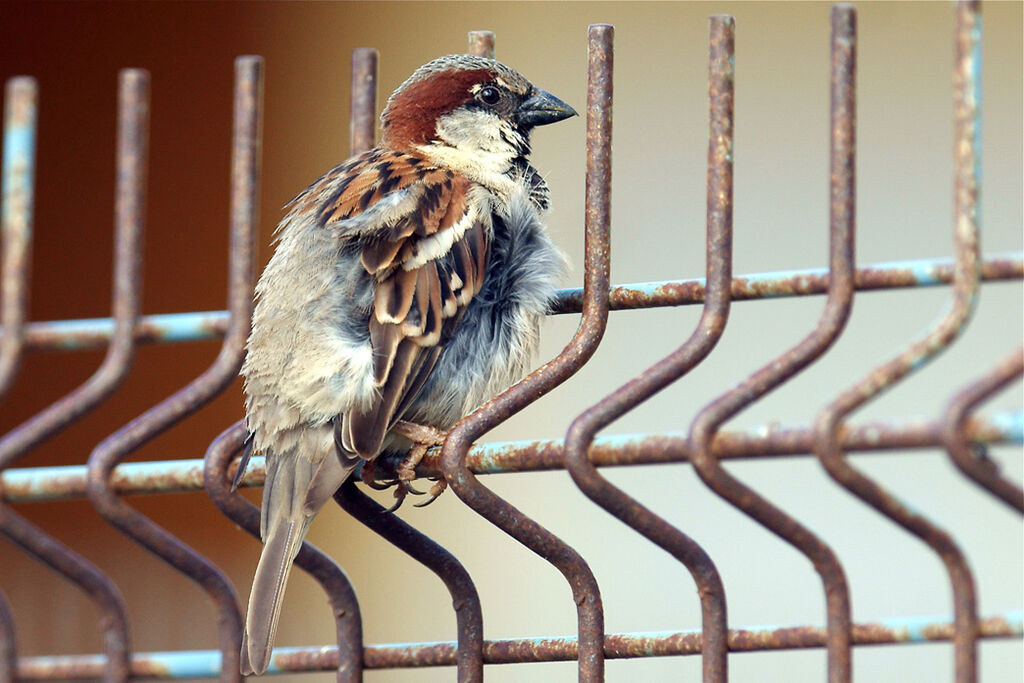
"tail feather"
243,514,309,675
240,626,254,675
242,445,359,675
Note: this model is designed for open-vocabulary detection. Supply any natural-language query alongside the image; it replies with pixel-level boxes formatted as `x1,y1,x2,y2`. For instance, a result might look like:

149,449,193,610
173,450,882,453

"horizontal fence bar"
551,251,1023,315
11,252,1022,352
14,611,1022,679
3,412,1019,503
22,311,227,351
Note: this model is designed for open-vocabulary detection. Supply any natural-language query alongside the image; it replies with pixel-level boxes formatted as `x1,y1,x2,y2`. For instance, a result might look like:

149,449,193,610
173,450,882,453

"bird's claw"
382,494,405,514
374,421,451,512
382,477,429,513
413,477,448,508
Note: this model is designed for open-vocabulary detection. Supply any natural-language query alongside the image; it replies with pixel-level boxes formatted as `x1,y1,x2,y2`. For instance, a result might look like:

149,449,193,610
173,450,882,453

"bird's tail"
241,512,310,675
241,449,357,675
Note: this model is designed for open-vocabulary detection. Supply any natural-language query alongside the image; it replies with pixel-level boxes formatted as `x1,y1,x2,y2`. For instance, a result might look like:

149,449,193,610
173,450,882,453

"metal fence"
1,2,1021,682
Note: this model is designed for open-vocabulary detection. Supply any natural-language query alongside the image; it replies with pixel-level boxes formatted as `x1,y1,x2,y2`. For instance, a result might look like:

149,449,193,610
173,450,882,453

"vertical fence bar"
0,512,131,682
942,347,1024,512
564,14,734,682
0,589,11,683
441,24,614,681
349,48,378,157
0,73,38,683
0,68,151,683
337,39,486,683
687,8,857,682
335,482,486,679
86,56,263,682
0,76,36,399
468,31,495,59
213,53,377,680
813,3,983,681
0,69,147,466
204,421,364,682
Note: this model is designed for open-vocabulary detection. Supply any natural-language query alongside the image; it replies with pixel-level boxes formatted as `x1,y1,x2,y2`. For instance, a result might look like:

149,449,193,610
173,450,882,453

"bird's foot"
360,457,396,491
383,421,450,512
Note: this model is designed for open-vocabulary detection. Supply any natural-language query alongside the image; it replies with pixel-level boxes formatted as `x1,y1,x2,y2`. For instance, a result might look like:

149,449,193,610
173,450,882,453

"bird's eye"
478,86,501,105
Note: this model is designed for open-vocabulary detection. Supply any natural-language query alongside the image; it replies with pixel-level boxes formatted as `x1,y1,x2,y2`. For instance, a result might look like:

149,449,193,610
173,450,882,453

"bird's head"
380,55,576,182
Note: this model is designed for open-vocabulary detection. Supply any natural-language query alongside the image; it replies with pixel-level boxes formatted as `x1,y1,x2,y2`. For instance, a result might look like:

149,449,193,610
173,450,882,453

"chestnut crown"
380,55,576,153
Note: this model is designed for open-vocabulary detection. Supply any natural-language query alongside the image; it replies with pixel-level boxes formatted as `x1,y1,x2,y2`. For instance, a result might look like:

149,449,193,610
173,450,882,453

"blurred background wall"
0,2,1020,681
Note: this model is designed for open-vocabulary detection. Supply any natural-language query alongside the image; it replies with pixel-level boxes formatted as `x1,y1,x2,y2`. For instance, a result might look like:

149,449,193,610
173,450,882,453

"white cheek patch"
435,109,508,155
417,110,524,201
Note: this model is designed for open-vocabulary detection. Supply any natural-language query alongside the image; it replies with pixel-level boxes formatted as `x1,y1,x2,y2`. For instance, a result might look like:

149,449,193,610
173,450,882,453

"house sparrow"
237,54,575,674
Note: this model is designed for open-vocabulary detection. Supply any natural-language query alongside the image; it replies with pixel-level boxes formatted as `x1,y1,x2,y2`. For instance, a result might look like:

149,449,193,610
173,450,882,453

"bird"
236,53,576,674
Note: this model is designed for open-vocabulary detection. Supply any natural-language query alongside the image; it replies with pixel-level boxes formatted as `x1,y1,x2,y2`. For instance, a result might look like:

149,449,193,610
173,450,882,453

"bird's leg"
386,421,450,511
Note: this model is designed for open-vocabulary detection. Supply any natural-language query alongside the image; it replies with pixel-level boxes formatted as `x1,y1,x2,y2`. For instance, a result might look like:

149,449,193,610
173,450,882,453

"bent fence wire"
1,4,1022,682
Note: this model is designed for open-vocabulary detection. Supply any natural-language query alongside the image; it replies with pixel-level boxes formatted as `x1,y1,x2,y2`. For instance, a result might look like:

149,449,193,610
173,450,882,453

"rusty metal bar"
12,611,1022,678
0,589,12,683
334,481,485,680
468,31,495,59
942,347,1024,512
689,6,857,682
0,73,38,683
0,68,147,469
0,76,36,399
4,411,1019,503
0,511,132,681
1,9,1018,680
85,56,263,682
548,250,1021,314
565,14,735,682
813,3,984,681
22,311,226,351
440,23,614,682
12,251,1020,353
0,68,150,683
203,421,363,682
349,48,378,155
203,46,380,681
333,39,487,681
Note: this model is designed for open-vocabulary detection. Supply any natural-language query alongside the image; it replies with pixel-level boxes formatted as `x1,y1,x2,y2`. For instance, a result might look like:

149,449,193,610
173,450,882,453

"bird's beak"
517,88,578,128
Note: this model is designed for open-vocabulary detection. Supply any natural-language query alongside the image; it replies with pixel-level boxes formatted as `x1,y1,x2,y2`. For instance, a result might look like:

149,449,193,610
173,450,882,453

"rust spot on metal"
563,15,735,683
0,76,37,399
942,346,1024,512
349,48,378,156
812,4,984,681
438,24,615,683
84,57,264,682
467,31,495,59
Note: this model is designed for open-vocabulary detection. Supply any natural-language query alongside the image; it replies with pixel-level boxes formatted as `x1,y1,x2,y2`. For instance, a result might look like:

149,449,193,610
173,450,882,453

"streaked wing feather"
311,154,487,460
346,338,419,456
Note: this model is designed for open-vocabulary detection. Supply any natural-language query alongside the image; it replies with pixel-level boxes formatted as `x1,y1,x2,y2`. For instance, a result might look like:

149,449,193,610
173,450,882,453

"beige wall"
0,2,1020,681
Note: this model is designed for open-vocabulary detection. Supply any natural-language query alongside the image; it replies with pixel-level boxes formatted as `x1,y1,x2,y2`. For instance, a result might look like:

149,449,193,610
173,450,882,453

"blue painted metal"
10,252,1022,351
1,457,211,502
24,310,228,351
1,119,35,227
2,411,1020,504
14,611,1022,678
992,410,1024,442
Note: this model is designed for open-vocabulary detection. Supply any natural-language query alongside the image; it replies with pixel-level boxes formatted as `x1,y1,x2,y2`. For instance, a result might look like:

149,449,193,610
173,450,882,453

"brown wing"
307,150,490,459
